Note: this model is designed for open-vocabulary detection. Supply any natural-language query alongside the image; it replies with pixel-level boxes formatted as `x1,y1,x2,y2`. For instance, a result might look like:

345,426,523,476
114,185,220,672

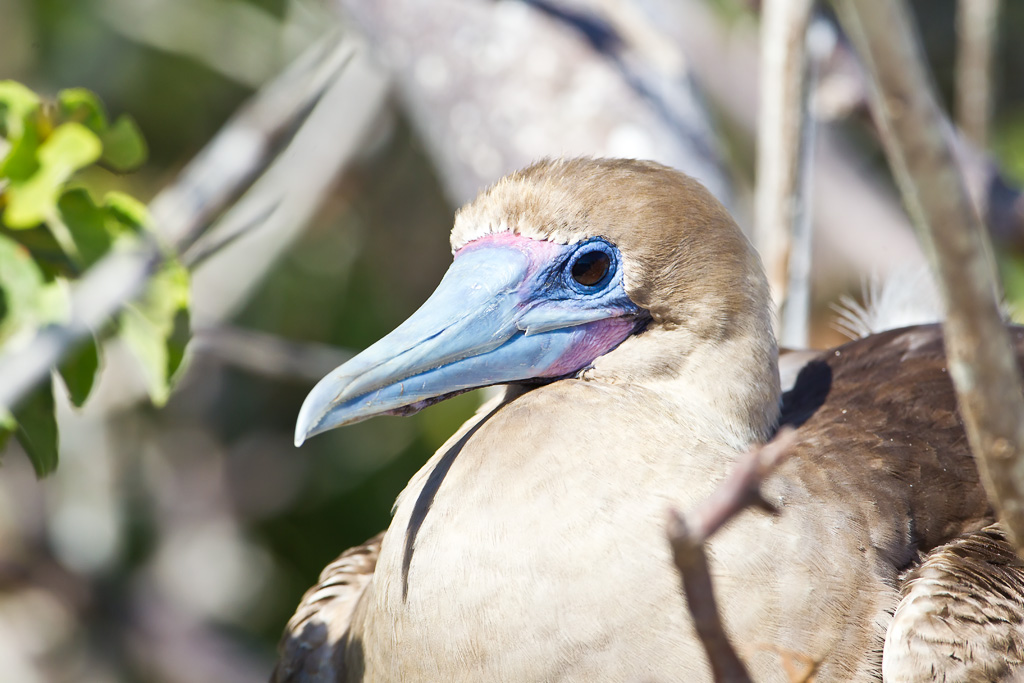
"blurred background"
1,0,1024,680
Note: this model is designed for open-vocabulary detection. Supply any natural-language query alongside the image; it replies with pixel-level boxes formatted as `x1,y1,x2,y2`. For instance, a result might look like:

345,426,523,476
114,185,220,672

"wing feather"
271,533,383,683
884,524,1024,682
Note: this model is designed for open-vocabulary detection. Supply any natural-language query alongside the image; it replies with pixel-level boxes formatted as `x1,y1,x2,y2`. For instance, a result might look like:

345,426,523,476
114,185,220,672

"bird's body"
275,159,1024,682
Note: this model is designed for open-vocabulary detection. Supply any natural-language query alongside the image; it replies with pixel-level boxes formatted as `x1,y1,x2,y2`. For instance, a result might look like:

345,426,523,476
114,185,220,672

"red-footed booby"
274,158,1024,682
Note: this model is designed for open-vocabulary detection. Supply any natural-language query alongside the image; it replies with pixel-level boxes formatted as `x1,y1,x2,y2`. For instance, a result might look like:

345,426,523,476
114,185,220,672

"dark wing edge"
271,532,384,683
884,524,1024,682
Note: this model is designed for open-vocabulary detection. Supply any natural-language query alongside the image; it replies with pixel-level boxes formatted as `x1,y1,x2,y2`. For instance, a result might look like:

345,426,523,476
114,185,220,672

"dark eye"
570,249,611,287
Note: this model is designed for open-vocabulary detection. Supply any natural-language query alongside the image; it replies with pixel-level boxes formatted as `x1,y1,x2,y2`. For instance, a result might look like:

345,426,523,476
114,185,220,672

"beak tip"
294,393,323,448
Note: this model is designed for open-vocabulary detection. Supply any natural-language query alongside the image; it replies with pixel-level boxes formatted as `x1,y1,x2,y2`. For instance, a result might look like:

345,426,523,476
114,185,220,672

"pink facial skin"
540,318,638,377
457,231,641,379
456,231,564,282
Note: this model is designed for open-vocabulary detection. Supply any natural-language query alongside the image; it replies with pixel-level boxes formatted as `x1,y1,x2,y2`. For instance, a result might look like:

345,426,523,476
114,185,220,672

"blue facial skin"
294,237,644,446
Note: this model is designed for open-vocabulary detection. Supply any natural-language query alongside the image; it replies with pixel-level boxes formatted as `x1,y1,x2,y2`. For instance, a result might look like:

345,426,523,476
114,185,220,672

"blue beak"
295,239,642,445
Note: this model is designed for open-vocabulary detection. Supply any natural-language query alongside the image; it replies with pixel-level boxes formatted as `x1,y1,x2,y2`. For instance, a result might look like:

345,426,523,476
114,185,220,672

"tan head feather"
452,158,770,343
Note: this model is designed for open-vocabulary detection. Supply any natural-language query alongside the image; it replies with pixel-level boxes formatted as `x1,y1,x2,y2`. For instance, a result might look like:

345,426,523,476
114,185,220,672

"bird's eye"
570,248,612,288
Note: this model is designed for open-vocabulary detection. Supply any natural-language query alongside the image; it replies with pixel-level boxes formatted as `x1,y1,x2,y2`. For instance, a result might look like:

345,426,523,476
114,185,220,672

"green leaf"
0,407,15,453
0,80,41,140
0,234,43,342
0,233,67,345
993,114,1024,186
167,306,190,381
0,232,67,475
57,88,108,135
0,121,39,181
13,380,59,477
0,82,43,184
7,382,58,475
103,191,150,232
101,115,147,172
120,258,191,406
2,223,74,280
4,122,103,229
58,188,111,267
58,335,100,408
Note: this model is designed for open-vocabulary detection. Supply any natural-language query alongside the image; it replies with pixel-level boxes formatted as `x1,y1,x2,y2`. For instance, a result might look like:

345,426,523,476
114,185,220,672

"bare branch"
148,33,355,251
335,0,733,208
664,0,926,282
191,326,353,384
833,0,1024,548
754,0,815,348
955,0,1000,148
666,512,752,683
96,0,303,88
0,35,355,414
187,43,390,326
667,427,798,683
666,0,1024,277
182,199,281,270
678,427,797,542
806,29,1024,255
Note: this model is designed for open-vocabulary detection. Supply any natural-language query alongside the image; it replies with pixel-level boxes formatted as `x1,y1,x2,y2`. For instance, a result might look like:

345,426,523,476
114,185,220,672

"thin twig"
666,514,751,683
187,44,390,325
833,0,1024,549
754,0,815,348
955,0,1000,148
670,0,1024,272
668,0,926,278
806,26,1024,253
337,0,732,207
754,644,820,683
182,198,281,270
148,33,355,251
666,427,798,682
191,326,353,384
0,35,355,414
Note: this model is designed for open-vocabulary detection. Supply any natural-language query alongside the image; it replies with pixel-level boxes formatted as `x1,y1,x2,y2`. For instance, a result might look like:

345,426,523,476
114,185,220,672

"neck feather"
586,309,781,450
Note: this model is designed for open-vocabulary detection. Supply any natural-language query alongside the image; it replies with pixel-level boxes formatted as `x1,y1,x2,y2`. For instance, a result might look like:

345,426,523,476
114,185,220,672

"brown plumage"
885,524,1024,681
275,159,1024,682
275,534,383,682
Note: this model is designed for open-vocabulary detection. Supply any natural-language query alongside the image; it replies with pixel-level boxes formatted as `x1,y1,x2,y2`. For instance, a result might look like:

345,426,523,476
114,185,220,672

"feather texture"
273,534,383,683
884,524,1024,682
277,159,1024,682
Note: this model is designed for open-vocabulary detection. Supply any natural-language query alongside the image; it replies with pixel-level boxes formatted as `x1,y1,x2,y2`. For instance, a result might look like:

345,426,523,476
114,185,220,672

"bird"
273,158,1024,682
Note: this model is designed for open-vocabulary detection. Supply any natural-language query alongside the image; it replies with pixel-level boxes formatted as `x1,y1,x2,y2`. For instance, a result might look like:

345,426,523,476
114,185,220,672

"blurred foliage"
21,0,257,167
0,81,190,476
1,2,477,675
994,112,1024,185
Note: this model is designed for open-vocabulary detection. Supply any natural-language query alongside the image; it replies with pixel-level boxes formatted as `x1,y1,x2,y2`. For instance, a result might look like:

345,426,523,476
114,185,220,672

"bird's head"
295,158,775,446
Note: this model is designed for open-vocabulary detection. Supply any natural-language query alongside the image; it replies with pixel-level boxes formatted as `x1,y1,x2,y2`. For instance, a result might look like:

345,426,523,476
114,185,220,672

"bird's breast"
351,380,896,682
